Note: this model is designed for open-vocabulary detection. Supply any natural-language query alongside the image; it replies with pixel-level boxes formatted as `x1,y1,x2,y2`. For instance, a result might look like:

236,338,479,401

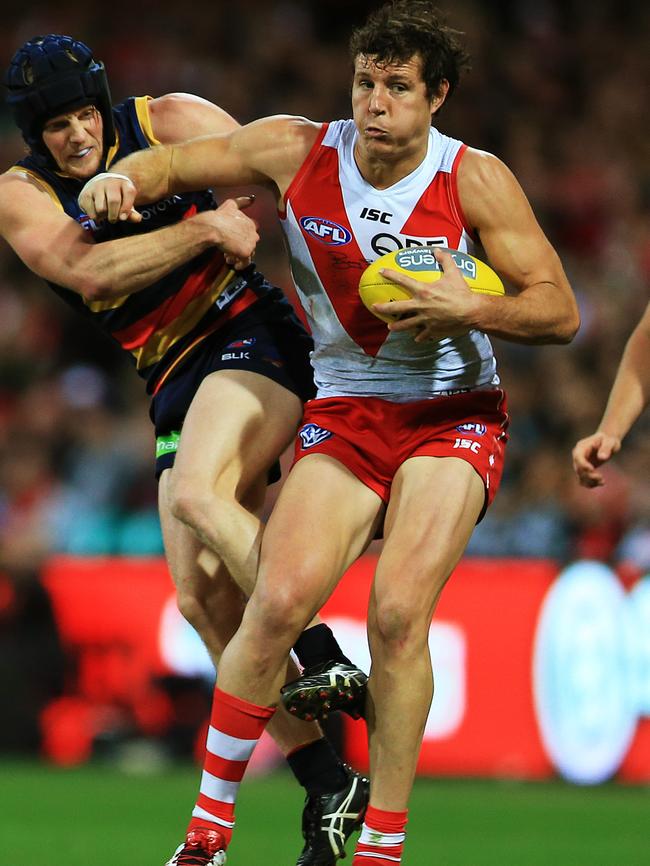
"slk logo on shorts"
299,423,333,449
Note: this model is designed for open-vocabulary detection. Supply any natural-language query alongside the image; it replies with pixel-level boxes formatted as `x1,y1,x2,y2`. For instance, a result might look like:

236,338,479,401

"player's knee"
168,481,210,532
176,588,240,658
169,476,240,541
369,597,428,653
248,582,312,645
176,585,209,630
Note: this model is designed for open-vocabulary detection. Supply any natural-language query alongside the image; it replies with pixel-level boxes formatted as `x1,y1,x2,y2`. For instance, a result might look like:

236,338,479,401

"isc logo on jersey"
396,248,477,281
300,216,352,246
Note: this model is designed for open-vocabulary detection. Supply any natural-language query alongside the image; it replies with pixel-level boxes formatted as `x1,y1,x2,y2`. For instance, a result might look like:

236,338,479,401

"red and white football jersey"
280,119,500,401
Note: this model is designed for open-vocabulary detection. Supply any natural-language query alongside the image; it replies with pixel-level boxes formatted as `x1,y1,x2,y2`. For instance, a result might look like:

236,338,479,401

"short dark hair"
350,1,471,101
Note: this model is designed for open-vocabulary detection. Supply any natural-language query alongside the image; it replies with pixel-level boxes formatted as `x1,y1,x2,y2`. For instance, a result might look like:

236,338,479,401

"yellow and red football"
359,246,505,323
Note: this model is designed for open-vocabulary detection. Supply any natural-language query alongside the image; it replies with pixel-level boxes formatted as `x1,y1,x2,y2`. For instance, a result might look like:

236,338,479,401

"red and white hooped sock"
187,686,275,847
352,805,408,864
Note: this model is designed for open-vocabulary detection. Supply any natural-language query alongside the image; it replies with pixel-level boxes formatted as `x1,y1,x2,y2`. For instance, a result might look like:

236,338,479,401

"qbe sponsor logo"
533,561,650,784
300,216,352,246
370,235,448,257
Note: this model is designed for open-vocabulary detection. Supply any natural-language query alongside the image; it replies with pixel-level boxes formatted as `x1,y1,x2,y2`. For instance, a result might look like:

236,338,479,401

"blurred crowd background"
0,0,649,755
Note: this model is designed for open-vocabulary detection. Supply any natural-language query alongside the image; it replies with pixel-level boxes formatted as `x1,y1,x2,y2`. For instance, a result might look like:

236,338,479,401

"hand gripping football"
359,246,505,323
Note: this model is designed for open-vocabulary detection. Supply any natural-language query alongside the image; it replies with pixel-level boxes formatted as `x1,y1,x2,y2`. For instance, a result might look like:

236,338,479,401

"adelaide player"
80,1,580,861
0,34,369,866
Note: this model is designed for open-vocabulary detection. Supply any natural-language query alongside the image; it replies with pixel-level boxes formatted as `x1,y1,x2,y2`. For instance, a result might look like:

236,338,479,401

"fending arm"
79,114,320,223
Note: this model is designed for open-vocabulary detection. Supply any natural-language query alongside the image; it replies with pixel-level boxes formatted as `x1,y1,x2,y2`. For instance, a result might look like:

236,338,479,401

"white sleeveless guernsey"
279,119,499,401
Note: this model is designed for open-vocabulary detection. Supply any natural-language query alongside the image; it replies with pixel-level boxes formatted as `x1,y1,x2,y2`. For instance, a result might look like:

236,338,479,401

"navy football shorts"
150,291,315,480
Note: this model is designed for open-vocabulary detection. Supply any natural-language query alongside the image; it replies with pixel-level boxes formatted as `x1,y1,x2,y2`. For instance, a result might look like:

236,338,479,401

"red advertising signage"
42,555,650,783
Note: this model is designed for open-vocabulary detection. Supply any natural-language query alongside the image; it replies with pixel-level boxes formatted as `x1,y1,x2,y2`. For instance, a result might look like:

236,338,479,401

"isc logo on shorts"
299,423,333,449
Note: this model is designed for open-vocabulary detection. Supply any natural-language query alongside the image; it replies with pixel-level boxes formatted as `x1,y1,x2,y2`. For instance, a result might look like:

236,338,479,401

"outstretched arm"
79,114,320,223
572,301,650,487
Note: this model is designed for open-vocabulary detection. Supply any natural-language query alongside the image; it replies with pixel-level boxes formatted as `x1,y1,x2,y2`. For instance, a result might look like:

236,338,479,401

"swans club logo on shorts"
299,216,352,246
299,423,333,449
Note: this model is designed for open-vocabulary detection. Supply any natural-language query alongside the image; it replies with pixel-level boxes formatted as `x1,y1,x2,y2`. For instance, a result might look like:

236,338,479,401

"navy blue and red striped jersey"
10,96,272,393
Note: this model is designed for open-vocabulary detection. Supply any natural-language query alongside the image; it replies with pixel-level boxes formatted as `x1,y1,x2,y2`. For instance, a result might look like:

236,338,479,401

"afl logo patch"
456,422,487,436
299,423,333,449
300,216,352,246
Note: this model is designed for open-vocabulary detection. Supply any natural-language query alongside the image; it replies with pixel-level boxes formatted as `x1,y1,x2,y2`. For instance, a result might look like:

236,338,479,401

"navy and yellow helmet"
3,34,115,166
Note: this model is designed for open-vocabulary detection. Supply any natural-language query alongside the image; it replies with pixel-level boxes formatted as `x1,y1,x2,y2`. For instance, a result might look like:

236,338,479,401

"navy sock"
292,623,353,670
286,737,349,795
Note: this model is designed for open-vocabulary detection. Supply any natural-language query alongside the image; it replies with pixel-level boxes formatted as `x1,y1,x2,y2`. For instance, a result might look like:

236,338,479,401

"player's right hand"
571,431,621,488
379,249,477,342
202,195,259,270
78,172,141,224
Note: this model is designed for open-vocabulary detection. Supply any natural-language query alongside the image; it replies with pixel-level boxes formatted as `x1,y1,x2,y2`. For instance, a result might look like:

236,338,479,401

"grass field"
2,760,648,865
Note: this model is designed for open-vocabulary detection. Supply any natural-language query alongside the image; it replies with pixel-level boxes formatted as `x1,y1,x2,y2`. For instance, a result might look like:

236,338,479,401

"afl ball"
358,246,505,323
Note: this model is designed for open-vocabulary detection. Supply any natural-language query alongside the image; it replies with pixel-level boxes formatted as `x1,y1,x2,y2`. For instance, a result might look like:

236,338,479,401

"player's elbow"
555,305,580,343
77,277,114,303
542,291,580,344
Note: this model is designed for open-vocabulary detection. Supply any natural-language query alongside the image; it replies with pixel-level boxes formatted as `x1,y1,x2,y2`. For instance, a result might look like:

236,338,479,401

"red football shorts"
293,389,509,519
